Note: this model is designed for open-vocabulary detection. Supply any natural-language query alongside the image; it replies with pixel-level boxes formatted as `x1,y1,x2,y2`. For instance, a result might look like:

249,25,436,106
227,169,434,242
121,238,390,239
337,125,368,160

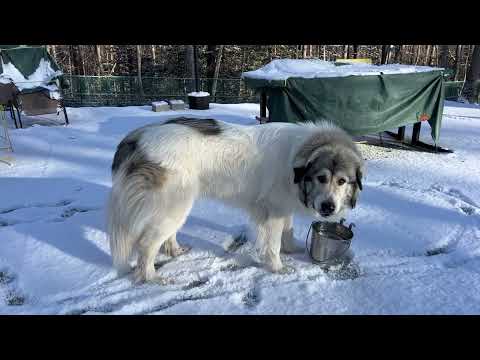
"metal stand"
256,90,269,124
0,105,14,165
384,122,453,154
60,99,69,125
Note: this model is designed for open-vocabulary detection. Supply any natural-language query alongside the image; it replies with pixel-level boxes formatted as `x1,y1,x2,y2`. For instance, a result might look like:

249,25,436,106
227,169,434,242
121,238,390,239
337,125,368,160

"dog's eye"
338,178,346,186
317,175,328,183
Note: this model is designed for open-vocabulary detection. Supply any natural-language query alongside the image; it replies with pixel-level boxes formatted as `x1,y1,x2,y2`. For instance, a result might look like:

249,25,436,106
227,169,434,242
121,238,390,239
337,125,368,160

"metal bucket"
306,219,355,267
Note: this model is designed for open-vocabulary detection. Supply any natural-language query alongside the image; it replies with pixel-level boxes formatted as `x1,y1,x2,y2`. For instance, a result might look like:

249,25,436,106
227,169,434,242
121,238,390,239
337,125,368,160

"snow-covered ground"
1,101,479,314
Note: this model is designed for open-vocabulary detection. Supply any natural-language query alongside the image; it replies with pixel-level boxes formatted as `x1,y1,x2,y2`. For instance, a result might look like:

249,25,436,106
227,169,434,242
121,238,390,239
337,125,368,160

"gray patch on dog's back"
112,126,149,174
126,152,167,189
164,117,222,135
112,139,137,174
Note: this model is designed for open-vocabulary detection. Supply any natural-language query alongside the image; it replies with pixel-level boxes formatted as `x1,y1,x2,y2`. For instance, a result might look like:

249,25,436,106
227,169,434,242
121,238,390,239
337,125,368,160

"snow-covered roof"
242,59,443,81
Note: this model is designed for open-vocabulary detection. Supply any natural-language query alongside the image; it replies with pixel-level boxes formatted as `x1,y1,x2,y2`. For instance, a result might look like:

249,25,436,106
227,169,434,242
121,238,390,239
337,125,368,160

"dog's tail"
107,183,135,275
107,158,163,275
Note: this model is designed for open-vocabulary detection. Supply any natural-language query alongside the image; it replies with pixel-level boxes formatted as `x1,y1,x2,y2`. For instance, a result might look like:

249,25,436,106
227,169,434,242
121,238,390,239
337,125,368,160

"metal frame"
385,123,453,153
0,105,14,159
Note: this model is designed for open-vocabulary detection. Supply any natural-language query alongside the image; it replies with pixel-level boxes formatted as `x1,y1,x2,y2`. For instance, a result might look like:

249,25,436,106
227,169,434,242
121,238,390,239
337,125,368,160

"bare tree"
454,45,463,80
394,45,403,63
352,45,359,59
439,45,449,68
136,45,144,97
96,45,102,75
381,45,389,64
424,45,432,65
185,45,195,79
211,45,224,101
464,45,480,102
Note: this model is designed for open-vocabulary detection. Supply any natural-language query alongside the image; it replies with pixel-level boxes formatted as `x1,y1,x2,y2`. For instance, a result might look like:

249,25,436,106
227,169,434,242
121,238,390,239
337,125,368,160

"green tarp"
244,70,445,143
0,46,60,79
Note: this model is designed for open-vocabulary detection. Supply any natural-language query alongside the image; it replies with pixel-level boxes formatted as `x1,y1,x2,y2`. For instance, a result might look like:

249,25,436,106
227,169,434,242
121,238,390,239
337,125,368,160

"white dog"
107,117,364,284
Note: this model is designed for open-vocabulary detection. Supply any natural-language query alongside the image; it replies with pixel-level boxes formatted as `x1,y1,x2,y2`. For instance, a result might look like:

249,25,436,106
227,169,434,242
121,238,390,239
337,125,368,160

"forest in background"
47,45,480,102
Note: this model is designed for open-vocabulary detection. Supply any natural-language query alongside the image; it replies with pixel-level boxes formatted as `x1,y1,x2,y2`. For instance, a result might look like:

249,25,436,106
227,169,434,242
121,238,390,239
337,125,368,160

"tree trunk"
454,45,463,81
352,45,358,59
211,45,224,102
439,45,449,68
425,45,432,65
343,45,349,59
386,46,394,63
394,45,403,63
151,45,156,65
431,45,438,66
96,45,102,75
136,45,144,97
414,45,421,65
381,45,389,64
79,46,86,75
69,45,82,75
185,45,195,79
464,45,480,102
49,45,57,61
206,45,216,79
193,45,200,92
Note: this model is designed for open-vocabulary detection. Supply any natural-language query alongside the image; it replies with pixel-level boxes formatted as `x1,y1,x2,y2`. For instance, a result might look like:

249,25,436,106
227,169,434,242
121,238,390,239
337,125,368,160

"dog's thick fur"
107,117,364,284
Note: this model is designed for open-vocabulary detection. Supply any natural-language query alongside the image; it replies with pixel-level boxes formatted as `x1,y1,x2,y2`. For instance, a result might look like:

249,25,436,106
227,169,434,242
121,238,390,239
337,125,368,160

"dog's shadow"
177,215,250,257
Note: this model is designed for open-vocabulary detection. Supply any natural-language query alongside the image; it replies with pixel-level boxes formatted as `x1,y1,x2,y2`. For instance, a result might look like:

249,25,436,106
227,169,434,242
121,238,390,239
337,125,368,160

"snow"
242,59,443,80
188,92,210,97
0,58,63,99
152,101,168,106
1,100,480,314
169,100,185,104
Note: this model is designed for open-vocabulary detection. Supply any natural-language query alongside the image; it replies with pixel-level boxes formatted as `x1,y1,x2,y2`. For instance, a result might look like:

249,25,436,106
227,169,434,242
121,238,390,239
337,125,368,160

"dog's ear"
294,167,306,184
350,167,363,209
356,167,363,191
350,191,358,209
294,162,313,184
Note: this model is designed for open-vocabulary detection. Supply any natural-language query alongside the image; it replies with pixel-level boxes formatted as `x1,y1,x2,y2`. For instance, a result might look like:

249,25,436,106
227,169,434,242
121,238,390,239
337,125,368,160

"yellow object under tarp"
336,58,372,64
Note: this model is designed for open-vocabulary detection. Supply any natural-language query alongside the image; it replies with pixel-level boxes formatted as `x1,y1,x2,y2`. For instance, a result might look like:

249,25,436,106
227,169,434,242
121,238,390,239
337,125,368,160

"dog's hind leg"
133,221,178,284
161,233,191,257
133,190,195,284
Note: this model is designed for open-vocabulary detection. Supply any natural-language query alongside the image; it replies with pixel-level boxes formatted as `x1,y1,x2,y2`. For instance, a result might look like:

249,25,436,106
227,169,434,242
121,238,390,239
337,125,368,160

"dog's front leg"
281,215,303,254
255,215,285,272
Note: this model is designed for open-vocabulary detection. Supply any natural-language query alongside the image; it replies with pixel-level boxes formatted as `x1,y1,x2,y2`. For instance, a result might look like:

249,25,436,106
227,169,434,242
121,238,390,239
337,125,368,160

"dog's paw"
276,265,296,275
170,245,191,258
151,276,175,286
132,268,147,285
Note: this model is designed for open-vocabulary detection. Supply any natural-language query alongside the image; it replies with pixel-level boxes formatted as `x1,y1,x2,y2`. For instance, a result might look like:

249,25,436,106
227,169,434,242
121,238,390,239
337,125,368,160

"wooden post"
411,122,421,144
398,126,405,141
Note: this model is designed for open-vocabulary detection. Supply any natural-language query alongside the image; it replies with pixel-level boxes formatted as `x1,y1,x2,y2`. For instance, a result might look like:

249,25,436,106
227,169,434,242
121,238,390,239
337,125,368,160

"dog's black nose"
320,201,335,215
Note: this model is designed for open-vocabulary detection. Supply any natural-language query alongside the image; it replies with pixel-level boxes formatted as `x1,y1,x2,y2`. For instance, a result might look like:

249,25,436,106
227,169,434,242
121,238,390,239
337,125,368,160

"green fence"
61,76,471,107
62,76,258,107
444,81,464,100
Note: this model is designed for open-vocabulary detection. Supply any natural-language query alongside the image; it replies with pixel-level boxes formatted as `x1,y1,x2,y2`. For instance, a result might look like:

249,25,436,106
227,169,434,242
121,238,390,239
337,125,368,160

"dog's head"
294,128,364,219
